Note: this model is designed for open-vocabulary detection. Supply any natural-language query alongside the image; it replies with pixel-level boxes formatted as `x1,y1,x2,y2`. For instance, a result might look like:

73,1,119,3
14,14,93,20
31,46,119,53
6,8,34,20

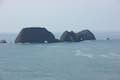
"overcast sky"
0,0,120,33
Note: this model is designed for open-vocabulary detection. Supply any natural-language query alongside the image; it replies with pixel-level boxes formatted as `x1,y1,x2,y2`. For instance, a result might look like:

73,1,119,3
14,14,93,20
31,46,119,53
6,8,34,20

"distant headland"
14,27,96,43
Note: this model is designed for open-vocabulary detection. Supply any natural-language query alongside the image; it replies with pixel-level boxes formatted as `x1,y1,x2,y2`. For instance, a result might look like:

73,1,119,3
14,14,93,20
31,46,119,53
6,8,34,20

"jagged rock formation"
60,31,76,42
76,30,96,41
15,27,58,43
60,30,96,42
15,27,96,43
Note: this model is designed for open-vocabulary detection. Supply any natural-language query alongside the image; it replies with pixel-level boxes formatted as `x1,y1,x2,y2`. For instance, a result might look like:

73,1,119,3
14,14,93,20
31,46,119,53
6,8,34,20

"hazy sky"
0,0,120,33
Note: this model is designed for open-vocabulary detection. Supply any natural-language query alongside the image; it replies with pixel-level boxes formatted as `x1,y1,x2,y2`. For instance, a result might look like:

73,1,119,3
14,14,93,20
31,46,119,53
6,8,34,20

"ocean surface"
0,34,120,80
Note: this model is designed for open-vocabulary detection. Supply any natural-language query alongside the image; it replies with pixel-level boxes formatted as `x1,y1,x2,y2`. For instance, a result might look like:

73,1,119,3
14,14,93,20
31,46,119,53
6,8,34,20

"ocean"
0,34,120,80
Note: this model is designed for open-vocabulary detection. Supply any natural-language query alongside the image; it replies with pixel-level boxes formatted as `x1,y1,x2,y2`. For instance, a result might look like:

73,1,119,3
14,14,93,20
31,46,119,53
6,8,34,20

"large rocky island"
15,27,96,43
15,27,58,43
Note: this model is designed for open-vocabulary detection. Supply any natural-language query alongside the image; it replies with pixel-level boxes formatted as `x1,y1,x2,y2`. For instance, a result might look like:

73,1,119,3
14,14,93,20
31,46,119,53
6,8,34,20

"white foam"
100,55,110,58
109,52,120,58
81,54,94,58
99,53,120,59
75,53,81,56
74,50,94,58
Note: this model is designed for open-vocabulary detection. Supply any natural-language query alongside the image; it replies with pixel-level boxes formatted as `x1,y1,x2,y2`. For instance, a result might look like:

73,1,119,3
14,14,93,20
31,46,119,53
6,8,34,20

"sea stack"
0,40,7,43
76,30,96,41
60,30,96,42
15,27,58,43
60,31,76,42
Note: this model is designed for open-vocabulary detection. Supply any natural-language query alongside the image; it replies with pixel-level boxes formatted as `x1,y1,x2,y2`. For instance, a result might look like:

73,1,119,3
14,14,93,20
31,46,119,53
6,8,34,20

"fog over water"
0,0,120,33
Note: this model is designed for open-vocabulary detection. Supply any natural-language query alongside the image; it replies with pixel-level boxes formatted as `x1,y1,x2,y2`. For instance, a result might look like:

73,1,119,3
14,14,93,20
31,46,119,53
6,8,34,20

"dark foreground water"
0,40,120,80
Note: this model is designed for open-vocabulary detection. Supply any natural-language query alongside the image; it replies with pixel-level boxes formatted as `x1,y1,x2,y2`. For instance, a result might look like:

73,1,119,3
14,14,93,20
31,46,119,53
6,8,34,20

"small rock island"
15,27,58,43
15,27,96,43
0,40,7,43
60,30,96,42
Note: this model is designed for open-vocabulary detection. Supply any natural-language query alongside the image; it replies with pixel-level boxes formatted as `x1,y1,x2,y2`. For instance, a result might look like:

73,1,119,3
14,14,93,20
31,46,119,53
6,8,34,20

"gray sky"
0,0,120,33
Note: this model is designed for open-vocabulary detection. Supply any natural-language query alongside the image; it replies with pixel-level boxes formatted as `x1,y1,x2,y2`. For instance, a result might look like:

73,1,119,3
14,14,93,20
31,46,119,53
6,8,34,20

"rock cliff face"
60,30,96,42
76,30,96,41
60,31,76,42
15,27,58,43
